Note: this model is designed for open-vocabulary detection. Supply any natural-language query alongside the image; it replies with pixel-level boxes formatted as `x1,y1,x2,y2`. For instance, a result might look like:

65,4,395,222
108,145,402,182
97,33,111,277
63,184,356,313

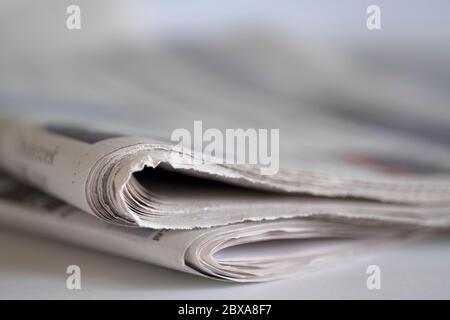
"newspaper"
0,171,414,282
0,117,449,229
1,24,450,282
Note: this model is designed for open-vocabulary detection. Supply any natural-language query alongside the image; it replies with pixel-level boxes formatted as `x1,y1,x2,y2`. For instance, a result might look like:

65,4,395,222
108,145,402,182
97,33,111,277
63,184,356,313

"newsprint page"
1,0,450,310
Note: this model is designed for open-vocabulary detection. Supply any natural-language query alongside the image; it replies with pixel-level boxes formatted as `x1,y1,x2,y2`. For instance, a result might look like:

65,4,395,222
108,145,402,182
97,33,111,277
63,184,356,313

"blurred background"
1,0,449,164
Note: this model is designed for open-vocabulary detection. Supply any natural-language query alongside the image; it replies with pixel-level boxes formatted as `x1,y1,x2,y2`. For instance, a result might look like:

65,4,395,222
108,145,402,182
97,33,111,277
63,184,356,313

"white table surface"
0,226,449,299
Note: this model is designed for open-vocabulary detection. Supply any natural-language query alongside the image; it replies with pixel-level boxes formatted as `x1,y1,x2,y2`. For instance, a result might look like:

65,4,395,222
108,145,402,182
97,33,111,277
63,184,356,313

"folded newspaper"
0,118,449,230
1,30,450,282
0,169,416,282
0,114,449,282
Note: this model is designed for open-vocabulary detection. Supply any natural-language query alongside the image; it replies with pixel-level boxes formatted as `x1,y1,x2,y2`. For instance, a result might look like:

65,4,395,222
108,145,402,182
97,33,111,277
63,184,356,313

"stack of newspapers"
0,31,449,282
